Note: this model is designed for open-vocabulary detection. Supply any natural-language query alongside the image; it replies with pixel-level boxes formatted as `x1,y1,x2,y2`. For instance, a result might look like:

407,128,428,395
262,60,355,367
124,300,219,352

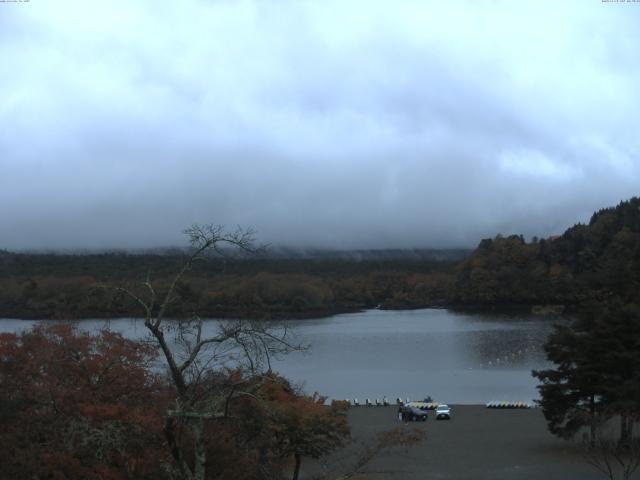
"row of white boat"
347,397,438,408
346,398,533,409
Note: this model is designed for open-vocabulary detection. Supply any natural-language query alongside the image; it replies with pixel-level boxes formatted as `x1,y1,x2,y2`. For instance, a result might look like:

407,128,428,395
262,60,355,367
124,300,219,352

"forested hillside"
0,252,457,319
453,197,640,309
2,197,639,319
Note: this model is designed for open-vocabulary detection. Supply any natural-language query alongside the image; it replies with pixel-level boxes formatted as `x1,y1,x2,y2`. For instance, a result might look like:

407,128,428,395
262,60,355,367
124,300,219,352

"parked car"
435,404,451,420
404,405,428,421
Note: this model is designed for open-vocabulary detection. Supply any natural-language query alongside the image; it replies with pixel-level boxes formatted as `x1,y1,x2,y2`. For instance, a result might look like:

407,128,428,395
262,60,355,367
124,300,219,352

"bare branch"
112,286,152,319
178,332,239,374
143,270,157,313
583,430,640,480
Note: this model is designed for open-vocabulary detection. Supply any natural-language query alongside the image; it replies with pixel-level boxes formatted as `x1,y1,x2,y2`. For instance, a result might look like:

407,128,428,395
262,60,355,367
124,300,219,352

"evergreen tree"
584,301,640,444
534,300,640,445
533,320,605,444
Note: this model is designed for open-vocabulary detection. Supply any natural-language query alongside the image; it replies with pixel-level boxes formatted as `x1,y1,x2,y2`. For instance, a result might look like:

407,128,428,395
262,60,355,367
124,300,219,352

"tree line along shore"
1,197,639,321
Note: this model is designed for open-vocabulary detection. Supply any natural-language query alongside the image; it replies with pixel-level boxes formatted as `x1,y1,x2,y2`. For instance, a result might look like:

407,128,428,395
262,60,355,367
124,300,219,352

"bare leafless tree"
339,427,425,480
310,427,426,480
109,224,303,480
583,429,640,480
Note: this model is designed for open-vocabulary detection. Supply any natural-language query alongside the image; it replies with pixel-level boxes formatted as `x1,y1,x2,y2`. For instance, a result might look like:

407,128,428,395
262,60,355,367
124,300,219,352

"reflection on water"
269,309,562,403
0,308,564,404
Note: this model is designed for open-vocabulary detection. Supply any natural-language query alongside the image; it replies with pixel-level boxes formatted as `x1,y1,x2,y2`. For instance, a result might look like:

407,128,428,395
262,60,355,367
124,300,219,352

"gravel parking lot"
302,405,610,480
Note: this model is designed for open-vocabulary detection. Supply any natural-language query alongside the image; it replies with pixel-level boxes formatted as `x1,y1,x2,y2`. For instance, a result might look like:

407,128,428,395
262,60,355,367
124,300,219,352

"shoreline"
0,302,570,322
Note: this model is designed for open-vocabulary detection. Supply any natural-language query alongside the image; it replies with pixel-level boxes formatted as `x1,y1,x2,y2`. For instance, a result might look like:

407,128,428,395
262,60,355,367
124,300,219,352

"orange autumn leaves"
0,325,166,479
0,326,350,480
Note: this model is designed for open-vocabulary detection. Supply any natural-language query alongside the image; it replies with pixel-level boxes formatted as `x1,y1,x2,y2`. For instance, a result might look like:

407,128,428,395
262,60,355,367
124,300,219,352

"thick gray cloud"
1,0,639,250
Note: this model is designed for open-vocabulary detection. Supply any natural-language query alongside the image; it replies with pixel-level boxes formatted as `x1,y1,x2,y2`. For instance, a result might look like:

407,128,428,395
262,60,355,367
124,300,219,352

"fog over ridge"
1,0,639,250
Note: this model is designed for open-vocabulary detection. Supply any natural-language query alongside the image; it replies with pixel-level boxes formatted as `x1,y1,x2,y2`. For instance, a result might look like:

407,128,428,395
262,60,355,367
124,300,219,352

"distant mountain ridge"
261,247,471,262
1,246,471,262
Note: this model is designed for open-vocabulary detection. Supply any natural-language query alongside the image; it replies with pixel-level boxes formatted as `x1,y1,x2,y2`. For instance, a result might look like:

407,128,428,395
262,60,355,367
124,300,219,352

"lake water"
0,308,561,404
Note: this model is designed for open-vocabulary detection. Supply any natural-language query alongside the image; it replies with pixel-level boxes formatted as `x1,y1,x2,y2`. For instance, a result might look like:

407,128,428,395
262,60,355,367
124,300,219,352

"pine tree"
533,321,604,444
533,299,640,445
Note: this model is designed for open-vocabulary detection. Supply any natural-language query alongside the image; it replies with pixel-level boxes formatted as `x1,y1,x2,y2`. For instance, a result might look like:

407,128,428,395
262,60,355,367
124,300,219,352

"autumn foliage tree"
240,374,350,480
0,324,167,479
454,197,640,308
0,325,351,480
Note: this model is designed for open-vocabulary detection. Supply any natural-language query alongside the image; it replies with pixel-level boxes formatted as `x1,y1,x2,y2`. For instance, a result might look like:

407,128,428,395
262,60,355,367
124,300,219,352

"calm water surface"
0,308,562,404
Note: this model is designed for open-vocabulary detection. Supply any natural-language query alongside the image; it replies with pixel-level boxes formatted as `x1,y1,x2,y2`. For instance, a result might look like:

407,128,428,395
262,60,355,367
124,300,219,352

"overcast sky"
1,0,639,250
